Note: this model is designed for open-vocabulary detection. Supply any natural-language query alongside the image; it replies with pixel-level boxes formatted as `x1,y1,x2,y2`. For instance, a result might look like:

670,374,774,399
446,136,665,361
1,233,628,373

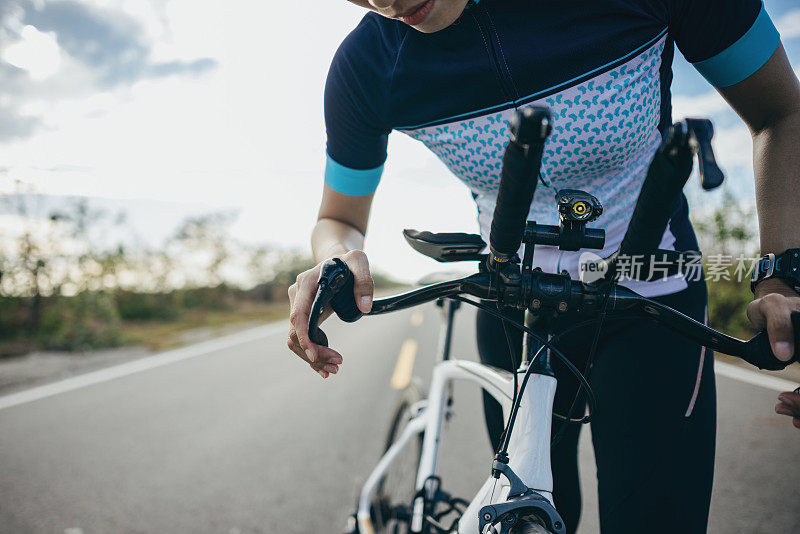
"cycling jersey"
324,0,781,296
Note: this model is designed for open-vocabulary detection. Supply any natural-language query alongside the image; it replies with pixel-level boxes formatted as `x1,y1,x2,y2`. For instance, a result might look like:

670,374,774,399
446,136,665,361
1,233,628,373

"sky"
0,0,799,282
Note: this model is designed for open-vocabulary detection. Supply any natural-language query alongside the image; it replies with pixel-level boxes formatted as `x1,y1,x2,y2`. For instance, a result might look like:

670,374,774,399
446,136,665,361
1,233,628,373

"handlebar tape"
489,107,551,261
617,143,694,259
743,313,800,371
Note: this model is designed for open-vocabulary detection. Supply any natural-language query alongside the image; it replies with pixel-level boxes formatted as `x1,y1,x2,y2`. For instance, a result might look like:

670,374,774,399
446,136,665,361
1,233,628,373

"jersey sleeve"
324,34,390,196
669,0,780,88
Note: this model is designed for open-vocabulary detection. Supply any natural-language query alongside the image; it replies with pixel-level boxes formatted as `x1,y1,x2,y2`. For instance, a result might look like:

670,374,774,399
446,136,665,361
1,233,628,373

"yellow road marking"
390,339,418,390
410,309,424,327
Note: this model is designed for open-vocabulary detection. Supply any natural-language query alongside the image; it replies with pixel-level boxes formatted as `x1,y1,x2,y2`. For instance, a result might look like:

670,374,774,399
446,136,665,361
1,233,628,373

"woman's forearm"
311,218,366,262
752,108,800,254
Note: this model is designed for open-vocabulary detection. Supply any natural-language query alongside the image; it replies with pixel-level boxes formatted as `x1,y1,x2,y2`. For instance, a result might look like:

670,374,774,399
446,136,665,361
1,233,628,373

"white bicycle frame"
355,302,558,534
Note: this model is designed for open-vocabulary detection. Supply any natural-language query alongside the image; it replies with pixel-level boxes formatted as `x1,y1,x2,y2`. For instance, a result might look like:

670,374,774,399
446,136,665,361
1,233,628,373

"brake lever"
308,258,363,348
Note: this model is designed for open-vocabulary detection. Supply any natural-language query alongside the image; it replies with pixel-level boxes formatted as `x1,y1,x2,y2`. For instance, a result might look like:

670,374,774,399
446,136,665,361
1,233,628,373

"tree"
693,191,757,259
692,191,759,339
169,211,238,287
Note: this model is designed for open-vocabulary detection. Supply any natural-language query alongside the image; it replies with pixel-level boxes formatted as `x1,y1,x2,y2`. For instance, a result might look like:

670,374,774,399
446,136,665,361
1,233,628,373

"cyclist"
286,1,800,532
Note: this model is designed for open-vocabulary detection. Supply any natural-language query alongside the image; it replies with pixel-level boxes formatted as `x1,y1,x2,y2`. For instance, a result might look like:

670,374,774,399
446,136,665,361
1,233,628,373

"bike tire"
372,384,425,534
509,518,552,534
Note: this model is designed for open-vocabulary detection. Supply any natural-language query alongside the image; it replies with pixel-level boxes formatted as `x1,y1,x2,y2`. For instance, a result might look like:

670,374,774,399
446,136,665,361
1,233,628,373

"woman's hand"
748,279,800,429
286,249,374,378
775,390,800,429
746,278,800,361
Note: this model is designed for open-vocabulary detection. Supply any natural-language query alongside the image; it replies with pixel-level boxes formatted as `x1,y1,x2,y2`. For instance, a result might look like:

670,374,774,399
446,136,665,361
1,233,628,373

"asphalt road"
1,305,799,534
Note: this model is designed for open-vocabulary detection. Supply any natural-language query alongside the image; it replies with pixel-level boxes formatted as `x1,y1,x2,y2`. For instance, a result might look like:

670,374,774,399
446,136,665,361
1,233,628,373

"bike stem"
522,310,555,373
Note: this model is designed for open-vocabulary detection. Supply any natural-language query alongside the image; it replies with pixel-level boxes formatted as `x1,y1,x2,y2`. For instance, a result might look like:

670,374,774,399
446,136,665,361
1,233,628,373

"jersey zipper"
469,1,541,267
468,2,520,109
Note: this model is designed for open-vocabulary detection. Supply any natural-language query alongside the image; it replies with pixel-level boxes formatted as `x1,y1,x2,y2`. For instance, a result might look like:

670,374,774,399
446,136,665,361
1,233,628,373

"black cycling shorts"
476,281,715,534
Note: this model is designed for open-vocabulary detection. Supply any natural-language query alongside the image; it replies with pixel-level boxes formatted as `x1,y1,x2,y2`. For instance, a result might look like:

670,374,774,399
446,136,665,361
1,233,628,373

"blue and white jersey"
324,0,781,296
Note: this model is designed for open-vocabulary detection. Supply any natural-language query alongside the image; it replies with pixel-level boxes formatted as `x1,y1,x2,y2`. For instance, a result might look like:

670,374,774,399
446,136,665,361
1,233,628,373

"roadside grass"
120,300,289,351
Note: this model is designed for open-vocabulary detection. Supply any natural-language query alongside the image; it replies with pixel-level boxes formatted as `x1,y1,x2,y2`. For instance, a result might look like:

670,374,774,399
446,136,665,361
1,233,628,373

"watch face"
775,255,788,273
753,253,776,282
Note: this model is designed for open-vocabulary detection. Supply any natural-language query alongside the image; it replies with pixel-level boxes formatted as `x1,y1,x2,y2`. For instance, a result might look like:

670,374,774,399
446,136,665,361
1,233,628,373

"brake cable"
449,297,598,455
497,300,520,449
551,286,611,447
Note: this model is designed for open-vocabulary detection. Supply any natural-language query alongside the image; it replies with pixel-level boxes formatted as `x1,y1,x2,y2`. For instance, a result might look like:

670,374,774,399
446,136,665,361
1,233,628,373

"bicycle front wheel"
510,518,552,534
372,384,424,534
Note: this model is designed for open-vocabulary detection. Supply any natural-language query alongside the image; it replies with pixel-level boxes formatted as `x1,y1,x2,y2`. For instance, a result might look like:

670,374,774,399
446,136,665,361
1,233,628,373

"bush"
37,291,123,351
179,285,236,311
0,296,28,339
706,271,756,340
692,192,758,341
114,289,181,321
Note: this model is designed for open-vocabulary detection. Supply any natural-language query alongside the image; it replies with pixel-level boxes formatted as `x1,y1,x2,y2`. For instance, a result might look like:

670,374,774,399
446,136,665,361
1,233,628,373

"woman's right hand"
775,390,800,429
286,249,374,378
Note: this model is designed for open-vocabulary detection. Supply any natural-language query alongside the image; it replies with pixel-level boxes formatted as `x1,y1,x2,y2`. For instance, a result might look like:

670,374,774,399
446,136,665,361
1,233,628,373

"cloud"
672,90,728,119
776,8,800,40
0,0,217,141
146,57,217,79
2,24,61,80
19,0,216,87
0,105,41,141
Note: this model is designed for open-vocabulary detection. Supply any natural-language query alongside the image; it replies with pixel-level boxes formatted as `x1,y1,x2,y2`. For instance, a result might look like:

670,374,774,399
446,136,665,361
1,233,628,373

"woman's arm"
717,44,800,366
287,185,376,378
718,44,800,255
312,185,373,260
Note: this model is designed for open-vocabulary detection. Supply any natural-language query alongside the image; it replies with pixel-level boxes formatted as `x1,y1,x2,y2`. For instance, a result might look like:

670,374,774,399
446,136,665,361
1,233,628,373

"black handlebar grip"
489,106,551,262
742,313,800,371
617,135,694,259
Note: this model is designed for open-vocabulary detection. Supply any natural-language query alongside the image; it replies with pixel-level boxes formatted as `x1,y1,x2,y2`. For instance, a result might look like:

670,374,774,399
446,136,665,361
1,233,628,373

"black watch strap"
751,249,800,294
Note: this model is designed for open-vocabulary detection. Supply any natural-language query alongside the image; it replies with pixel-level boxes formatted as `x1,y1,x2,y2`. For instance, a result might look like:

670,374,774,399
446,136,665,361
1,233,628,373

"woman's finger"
310,361,340,374
746,298,767,329
778,391,800,411
289,330,342,378
314,345,343,364
346,250,375,313
287,331,312,364
762,294,795,361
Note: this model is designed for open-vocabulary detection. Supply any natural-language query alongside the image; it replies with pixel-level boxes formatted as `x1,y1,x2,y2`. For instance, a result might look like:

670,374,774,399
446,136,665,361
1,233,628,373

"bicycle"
307,107,799,534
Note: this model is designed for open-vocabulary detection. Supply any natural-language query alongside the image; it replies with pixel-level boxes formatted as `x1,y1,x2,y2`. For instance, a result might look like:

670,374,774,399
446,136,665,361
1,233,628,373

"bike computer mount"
518,189,606,281
523,189,606,256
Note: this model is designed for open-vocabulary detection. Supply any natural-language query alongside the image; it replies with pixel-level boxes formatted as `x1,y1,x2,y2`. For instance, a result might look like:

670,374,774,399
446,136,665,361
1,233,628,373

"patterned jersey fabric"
323,0,781,296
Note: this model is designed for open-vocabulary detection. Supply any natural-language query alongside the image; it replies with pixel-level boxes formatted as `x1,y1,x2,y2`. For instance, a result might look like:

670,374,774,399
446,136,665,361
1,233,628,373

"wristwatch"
750,249,800,294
